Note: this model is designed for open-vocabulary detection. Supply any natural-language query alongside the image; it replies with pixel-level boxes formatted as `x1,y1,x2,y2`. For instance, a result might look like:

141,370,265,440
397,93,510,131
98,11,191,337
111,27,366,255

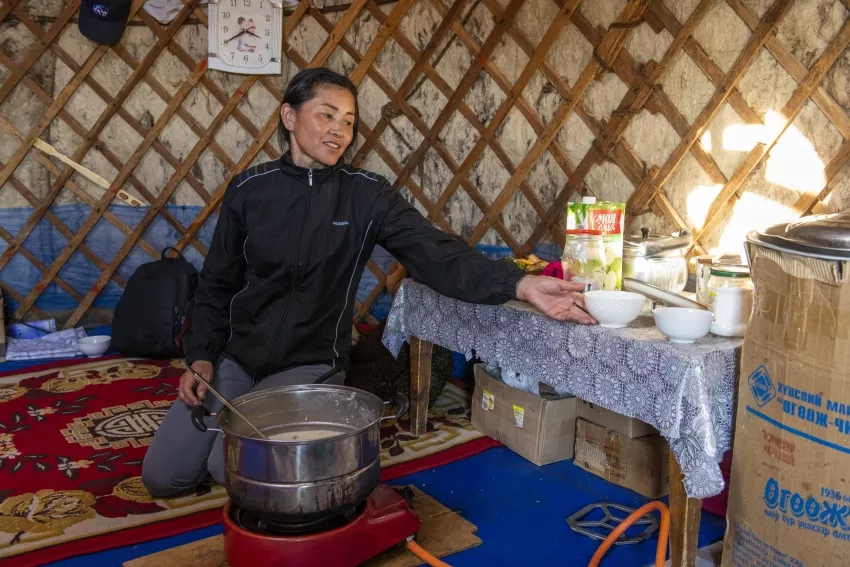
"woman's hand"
178,360,214,407
516,275,597,325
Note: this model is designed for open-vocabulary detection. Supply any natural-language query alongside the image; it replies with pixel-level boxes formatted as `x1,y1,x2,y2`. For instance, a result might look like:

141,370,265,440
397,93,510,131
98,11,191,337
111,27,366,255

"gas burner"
230,502,366,536
223,484,421,567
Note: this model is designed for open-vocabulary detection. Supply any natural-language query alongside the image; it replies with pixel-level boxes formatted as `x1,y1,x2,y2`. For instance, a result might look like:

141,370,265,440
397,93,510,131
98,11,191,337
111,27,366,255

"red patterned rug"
0,357,498,567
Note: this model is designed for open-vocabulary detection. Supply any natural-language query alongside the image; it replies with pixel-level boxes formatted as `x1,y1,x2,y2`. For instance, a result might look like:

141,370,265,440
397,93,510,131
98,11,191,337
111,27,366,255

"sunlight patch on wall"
716,192,796,258
659,106,827,260
765,124,826,194
721,110,784,152
689,110,827,259
719,110,825,194
686,183,722,229
722,123,764,152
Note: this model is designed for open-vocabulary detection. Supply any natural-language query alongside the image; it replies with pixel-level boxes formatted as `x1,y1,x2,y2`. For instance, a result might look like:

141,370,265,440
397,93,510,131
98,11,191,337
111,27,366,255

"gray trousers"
141,357,343,498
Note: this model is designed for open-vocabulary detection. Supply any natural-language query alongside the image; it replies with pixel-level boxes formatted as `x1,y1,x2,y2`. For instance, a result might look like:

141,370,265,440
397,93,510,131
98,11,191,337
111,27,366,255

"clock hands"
224,30,246,45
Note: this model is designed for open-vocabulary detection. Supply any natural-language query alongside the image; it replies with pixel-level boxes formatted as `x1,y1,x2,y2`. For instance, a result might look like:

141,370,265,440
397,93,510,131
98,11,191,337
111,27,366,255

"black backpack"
112,247,198,358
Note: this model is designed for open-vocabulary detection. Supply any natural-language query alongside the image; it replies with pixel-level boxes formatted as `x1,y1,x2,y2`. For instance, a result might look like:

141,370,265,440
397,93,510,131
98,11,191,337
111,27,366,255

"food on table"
510,254,549,272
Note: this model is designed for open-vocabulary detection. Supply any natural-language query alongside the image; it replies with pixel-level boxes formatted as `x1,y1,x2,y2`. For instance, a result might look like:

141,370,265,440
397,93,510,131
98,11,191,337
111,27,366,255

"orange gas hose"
402,501,669,567
587,501,670,567
406,539,454,567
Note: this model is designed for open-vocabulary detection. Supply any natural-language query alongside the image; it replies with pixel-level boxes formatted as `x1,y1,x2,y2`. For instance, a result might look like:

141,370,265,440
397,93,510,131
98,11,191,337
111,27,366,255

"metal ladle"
185,365,269,440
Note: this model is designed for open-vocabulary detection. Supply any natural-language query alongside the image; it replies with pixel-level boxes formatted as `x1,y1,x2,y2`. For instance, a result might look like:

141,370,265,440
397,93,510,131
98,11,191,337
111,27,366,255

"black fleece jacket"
183,154,524,379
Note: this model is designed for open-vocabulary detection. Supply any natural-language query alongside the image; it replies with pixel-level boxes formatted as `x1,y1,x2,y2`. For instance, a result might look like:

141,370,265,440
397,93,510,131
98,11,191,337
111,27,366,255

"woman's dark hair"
278,68,359,160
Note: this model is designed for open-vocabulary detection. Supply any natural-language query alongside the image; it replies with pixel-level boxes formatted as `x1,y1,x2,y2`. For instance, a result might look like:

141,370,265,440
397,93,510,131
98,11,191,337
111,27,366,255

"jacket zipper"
172,277,180,346
264,168,313,375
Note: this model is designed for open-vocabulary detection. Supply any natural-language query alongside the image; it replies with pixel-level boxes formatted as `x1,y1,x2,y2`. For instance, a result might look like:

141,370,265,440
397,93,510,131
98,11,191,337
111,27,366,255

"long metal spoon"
186,366,269,440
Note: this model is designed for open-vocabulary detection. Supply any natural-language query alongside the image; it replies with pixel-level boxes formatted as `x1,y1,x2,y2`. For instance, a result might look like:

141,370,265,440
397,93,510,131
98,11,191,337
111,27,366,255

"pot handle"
190,405,222,434
381,392,409,422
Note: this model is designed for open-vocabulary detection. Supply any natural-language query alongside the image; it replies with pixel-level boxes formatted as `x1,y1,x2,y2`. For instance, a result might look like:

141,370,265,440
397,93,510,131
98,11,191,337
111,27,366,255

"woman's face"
281,85,356,169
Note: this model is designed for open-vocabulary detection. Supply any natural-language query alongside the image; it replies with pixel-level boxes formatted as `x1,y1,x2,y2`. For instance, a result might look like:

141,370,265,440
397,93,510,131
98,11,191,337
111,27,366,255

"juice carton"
567,196,595,229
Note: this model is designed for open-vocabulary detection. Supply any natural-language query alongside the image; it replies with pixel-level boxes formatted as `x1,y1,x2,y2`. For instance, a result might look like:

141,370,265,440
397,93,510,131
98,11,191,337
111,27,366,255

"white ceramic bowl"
583,290,646,328
653,307,713,344
77,335,111,358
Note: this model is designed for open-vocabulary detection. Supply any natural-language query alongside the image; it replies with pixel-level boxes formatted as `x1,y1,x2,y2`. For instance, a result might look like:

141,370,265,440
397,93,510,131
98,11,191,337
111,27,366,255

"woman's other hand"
178,360,214,407
516,275,597,325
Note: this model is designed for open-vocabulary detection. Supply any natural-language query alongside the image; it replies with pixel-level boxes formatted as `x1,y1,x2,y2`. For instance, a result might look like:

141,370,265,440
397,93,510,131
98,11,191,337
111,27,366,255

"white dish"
583,290,646,328
77,335,111,358
653,307,713,344
623,278,706,310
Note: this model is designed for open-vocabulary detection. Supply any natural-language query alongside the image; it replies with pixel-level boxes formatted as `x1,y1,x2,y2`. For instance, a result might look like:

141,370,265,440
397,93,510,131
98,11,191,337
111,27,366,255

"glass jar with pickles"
563,229,606,292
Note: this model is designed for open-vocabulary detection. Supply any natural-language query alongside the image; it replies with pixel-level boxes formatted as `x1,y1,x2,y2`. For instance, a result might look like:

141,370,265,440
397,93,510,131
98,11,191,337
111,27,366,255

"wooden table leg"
409,337,432,437
668,457,702,567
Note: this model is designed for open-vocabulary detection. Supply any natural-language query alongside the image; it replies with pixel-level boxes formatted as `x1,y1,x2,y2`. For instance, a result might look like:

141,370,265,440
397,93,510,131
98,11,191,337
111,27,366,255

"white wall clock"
207,0,285,75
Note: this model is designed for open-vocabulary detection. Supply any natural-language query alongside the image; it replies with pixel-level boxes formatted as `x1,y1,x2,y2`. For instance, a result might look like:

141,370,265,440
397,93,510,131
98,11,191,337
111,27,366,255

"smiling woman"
141,67,595,499
278,69,360,167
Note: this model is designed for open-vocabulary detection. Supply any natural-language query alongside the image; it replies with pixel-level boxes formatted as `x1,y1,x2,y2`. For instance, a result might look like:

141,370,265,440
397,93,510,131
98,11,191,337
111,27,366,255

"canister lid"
709,265,750,278
748,211,850,260
624,228,692,257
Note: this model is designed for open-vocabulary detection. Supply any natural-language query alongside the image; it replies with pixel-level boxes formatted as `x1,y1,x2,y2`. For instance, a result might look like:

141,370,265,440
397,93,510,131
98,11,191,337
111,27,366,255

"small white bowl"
77,335,111,358
583,290,646,328
653,308,713,344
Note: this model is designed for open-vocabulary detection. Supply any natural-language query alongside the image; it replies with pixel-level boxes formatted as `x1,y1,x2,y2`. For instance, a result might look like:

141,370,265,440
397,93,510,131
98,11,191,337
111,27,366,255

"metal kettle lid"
748,211,850,260
624,228,692,257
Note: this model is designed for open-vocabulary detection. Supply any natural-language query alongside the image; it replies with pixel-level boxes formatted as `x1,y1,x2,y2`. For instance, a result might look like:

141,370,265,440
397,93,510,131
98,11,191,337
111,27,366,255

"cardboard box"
574,418,670,498
722,242,850,566
471,364,578,466
577,400,658,439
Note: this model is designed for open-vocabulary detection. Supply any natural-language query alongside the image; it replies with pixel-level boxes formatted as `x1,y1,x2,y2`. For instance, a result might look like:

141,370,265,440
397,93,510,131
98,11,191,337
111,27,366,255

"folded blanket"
541,260,564,279
7,318,58,339
5,328,87,361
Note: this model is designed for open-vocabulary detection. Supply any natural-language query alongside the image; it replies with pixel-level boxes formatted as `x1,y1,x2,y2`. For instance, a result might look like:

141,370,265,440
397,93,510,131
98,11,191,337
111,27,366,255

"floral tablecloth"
382,280,743,499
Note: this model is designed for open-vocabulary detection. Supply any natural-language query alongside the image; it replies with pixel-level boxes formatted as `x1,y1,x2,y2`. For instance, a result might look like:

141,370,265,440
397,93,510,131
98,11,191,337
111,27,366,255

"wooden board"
124,536,226,567
123,486,480,567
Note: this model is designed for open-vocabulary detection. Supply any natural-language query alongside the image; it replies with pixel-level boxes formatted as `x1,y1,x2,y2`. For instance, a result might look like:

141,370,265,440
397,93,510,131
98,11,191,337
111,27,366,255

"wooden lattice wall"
1,0,850,329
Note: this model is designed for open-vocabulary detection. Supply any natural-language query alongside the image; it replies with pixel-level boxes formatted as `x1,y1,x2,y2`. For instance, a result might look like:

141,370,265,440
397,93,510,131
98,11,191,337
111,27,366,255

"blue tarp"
0,204,560,320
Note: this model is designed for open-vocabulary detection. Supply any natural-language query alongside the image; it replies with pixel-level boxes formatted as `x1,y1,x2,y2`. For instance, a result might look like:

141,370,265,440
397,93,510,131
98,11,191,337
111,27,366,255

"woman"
142,68,594,497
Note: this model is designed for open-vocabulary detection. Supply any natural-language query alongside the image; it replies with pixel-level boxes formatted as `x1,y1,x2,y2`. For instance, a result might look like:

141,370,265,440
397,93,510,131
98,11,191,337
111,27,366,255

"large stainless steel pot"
190,384,408,523
623,227,692,292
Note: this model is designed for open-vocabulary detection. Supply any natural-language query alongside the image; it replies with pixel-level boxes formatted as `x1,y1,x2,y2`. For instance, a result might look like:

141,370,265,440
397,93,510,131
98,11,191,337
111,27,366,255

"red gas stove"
222,484,421,567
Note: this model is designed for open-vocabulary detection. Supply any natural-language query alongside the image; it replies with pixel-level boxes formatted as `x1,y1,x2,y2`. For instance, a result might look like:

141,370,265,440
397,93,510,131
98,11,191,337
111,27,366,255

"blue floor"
42,447,726,567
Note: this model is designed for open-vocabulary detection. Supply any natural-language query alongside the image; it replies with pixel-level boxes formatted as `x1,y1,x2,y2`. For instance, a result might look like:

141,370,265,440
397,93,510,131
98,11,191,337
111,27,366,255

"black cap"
79,0,131,45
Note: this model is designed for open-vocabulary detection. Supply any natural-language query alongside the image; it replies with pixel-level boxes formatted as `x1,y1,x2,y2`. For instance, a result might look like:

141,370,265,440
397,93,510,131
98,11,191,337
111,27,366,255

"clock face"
216,0,276,69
